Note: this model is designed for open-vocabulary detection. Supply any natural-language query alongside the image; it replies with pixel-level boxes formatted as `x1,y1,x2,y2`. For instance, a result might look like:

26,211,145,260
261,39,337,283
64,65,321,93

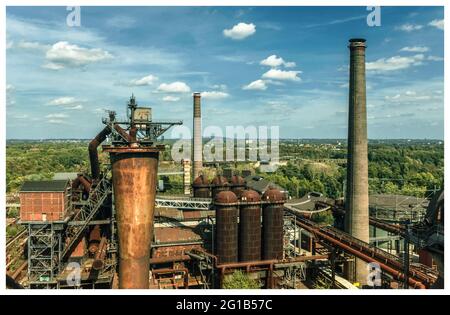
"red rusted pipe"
295,220,426,289
92,236,107,270
88,225,102,254
89,126,112,180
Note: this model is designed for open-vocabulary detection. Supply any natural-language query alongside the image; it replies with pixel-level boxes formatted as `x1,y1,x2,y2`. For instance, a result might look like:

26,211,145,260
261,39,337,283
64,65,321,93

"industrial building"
5,39,443,290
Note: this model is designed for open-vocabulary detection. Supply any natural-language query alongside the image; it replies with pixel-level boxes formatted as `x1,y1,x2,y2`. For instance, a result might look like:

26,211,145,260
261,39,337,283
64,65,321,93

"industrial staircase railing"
61,175,111,260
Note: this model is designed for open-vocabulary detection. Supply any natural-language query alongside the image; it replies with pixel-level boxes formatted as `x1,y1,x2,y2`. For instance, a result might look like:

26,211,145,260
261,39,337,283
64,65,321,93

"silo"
104,147,160,289
192,175,211,198
262,189,286,260
231,175,246,197
239,190,261,262
211,175,229,199
214,190,239,264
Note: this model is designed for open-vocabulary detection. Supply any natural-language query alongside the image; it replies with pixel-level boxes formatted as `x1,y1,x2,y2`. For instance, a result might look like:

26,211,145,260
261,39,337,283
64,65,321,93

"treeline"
264,143,443,199
6,141,444,199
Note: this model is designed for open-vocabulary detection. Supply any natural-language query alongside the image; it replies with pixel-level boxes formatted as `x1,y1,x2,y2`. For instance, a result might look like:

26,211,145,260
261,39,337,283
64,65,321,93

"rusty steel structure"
214,191,239,264
88,225,102,255
192,92,203,181
192,175,211,198
262,189,286,260
231,175,246,197
239,190,262,262
211,175,229,199
285,209,437,289
345,38,370,284
101,95,181,289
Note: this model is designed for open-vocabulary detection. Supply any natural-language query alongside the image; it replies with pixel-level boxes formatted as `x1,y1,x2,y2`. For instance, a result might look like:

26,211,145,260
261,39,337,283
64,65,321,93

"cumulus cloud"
366,54,425,72
46,96,84,110
260,55,296,68
400,46,429,53
396,23,423,32
201,91,230,99
128,74,158,86
223,22,256,40
157,81,191,93
162,96,180,102
429,19,444,30
262,69,301,81
43,41,113,70
242,79,267,90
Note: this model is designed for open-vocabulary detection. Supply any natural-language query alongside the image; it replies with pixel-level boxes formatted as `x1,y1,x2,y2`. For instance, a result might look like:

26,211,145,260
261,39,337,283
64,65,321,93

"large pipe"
89,126,112,180
345,38,370,284
104,146,161,289
192,92,202,181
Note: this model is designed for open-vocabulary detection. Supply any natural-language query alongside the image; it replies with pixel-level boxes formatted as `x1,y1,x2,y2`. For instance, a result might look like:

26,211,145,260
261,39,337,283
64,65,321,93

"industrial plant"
5,39,444,290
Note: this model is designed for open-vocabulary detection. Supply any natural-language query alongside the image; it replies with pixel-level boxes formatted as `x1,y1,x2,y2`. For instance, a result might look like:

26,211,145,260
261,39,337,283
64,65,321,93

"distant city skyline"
6,6,444,139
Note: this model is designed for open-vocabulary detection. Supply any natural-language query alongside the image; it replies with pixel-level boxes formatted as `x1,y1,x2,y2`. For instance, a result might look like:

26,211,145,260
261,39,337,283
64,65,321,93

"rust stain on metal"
262,189,286,260
214,191,239,264
239,190,261,262
105,146,161,289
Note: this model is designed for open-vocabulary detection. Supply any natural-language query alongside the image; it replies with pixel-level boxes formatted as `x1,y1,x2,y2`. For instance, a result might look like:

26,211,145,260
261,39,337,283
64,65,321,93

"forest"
6,140,444,199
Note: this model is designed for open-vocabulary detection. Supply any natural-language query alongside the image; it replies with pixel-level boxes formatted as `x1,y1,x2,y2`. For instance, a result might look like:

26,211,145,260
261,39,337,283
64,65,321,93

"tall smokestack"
192,92,202,181
345,38,369,285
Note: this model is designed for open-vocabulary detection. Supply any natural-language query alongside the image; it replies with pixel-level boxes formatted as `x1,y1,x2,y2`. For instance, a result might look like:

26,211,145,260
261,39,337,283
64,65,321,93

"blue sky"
6,6,444,139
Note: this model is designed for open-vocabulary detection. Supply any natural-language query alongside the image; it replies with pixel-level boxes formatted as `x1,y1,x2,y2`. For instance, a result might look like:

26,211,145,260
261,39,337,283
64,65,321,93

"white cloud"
157,81,191,93
46,97,84,110
429,19,444,30
262,69,301,81
44,41,113,70
46,113,68,118
400,46,429,53
201,91,230,99
260,55,296,68
48,119,70,125
396,23,423,32
212,84,227,90
16,40,49,50
129,74,158,86
162,96,180,102
223,22,256,40
427,55,444,61
366,54,425,72
243,79,267,90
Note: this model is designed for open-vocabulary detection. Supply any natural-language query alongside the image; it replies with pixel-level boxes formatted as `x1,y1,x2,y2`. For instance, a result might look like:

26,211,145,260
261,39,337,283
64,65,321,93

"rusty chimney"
345,38,369,284
192,92,203,181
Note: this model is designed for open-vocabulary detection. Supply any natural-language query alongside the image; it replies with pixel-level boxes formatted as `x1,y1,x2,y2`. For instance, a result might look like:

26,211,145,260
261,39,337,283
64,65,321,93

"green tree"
222,270,261,289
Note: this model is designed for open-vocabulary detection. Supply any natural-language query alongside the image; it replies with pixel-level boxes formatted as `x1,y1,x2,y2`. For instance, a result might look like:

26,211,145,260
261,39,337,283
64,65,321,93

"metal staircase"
61,175,112,260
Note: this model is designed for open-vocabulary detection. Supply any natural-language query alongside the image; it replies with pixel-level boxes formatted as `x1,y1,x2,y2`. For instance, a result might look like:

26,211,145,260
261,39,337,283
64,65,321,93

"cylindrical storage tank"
262,188,286,260
104,147,160,289
214,191,238,264
230,175,246,197
239,190,261,262
211,175,229,199
192,175,210,198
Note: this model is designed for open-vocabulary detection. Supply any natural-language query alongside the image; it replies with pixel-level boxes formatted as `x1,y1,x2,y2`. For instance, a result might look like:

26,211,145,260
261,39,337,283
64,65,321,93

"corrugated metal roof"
244,175,285,194
52,172,78,180
20,180,68,192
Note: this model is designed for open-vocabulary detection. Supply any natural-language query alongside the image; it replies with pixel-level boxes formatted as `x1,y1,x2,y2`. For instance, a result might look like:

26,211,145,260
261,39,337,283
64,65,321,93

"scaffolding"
27,223,63,288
